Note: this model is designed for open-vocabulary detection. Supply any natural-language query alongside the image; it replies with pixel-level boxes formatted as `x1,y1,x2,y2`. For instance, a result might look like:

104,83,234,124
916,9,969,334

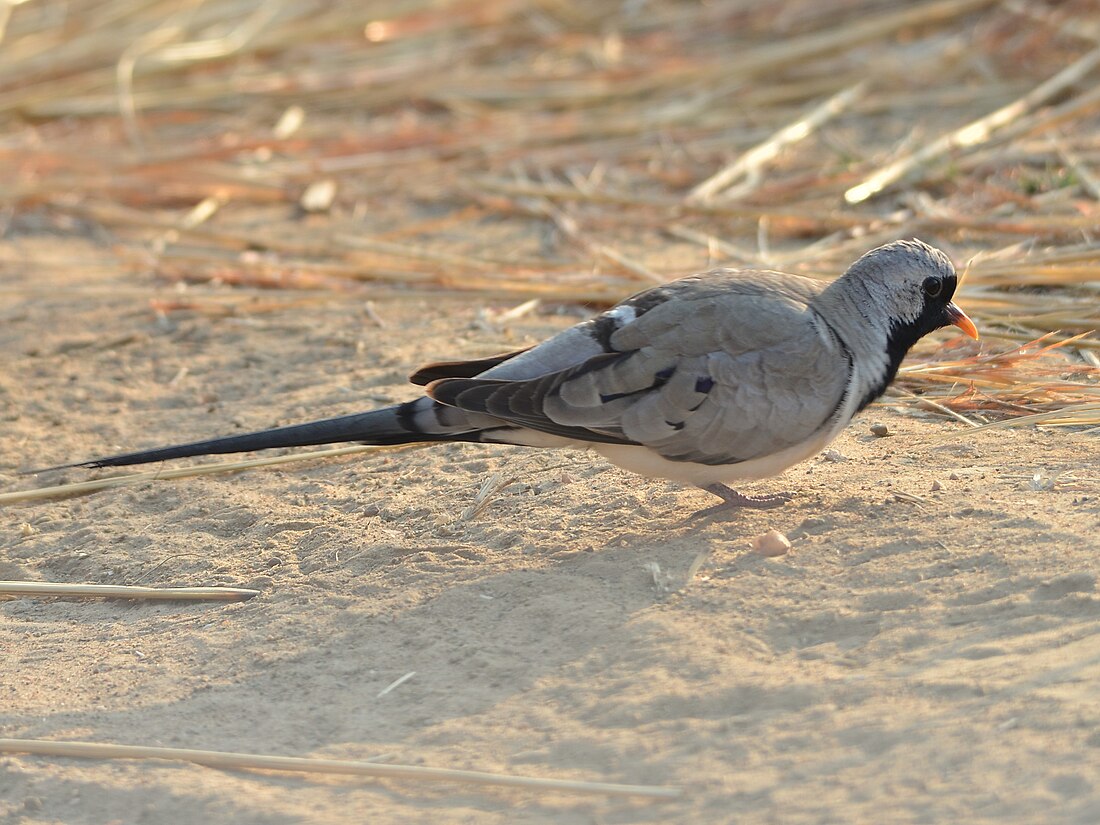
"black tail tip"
19,460,101,476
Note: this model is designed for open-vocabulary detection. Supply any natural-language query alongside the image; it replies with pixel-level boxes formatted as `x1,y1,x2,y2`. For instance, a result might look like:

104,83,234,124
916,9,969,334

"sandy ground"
2,235,1099,824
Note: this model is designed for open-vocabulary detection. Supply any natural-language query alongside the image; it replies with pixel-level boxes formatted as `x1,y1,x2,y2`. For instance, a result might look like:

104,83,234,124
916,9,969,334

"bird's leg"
691,483,793,519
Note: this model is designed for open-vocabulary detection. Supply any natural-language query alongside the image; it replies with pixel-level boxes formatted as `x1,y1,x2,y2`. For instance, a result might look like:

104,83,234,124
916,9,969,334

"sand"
2,235,1099,824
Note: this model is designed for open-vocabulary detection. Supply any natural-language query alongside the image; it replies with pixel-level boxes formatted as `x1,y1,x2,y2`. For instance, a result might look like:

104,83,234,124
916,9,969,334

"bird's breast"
591,423,843,485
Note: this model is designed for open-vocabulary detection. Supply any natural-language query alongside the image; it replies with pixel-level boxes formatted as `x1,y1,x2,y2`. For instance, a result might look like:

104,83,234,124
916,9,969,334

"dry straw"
0,739,681,799
0,0,1096,433
0,581,259,601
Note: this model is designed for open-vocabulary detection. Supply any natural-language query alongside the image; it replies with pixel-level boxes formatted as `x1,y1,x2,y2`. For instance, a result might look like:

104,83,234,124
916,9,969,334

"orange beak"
945,302,979,340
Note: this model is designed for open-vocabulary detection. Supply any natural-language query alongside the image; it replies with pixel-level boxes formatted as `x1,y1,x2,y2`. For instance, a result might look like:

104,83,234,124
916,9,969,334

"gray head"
833,239,978,412
840,238,977,346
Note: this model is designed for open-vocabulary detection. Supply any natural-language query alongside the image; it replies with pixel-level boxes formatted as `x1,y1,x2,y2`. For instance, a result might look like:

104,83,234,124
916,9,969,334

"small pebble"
822,449,848,463
300,178,337,212
753,530,791,558
869,422,892,437
930,480,943,491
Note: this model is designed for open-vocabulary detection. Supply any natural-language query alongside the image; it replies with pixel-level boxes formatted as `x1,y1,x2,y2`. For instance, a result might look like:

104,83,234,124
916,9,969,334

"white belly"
591,423,841,486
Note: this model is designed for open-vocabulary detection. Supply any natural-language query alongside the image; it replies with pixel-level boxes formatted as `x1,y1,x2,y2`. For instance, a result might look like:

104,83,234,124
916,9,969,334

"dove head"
841,238,978,348
830,239,978,414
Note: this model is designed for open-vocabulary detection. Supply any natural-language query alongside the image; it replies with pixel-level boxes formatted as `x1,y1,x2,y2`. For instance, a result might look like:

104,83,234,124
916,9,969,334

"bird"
47,239,977,516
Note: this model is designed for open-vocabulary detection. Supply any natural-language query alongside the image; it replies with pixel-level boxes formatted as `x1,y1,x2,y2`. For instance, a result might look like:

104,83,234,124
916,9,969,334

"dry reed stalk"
1048,135,1100,201
376,672,416,698
0,582,259,601
887,386,982,428
0,0,1097,423
460,472,517,522
0,739,682,799
961,403,1100,431
1000,0,1100,46
684,0,997,88
891,333,1100,420
474,177,875,228
3,444,428,506
516,192,665,282
985,330,1100,352
335,234,508,272
663,224,766,266
688,81,868,203
845,45,1100,203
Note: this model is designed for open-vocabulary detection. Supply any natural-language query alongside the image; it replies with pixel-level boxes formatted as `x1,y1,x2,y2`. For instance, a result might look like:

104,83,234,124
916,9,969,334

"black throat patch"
855,290,956,413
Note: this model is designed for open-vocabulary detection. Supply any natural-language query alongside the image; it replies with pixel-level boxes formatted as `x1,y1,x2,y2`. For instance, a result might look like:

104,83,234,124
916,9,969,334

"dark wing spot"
409,347,533,385
599,364,676,404
666,420,685,431
588,314,619,351
599,390,632,403
626,286,674,316
695,376,714,394
586,286,676,351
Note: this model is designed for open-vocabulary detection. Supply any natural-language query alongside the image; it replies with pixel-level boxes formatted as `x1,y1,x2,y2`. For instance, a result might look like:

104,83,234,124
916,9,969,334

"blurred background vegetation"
1,0,1097,425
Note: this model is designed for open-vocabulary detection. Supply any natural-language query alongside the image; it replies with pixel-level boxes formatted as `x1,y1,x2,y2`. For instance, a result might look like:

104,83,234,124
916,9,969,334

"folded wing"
428,273,852,466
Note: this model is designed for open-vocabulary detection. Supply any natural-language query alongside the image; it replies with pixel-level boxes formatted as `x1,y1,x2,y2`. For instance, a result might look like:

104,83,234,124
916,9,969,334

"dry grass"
1,0,1098,425
0,738,681,798
0,581,259,601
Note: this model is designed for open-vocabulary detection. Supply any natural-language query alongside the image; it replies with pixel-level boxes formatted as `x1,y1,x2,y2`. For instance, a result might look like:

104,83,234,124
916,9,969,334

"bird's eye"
922,277,942,298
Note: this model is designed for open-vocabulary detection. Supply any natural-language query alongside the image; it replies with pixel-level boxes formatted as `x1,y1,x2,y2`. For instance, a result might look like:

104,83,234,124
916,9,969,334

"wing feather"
409,347,532,385
427,269,851,468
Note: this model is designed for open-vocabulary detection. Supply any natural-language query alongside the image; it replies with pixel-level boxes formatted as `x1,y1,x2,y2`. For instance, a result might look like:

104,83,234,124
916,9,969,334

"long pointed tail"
43,398,498,471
